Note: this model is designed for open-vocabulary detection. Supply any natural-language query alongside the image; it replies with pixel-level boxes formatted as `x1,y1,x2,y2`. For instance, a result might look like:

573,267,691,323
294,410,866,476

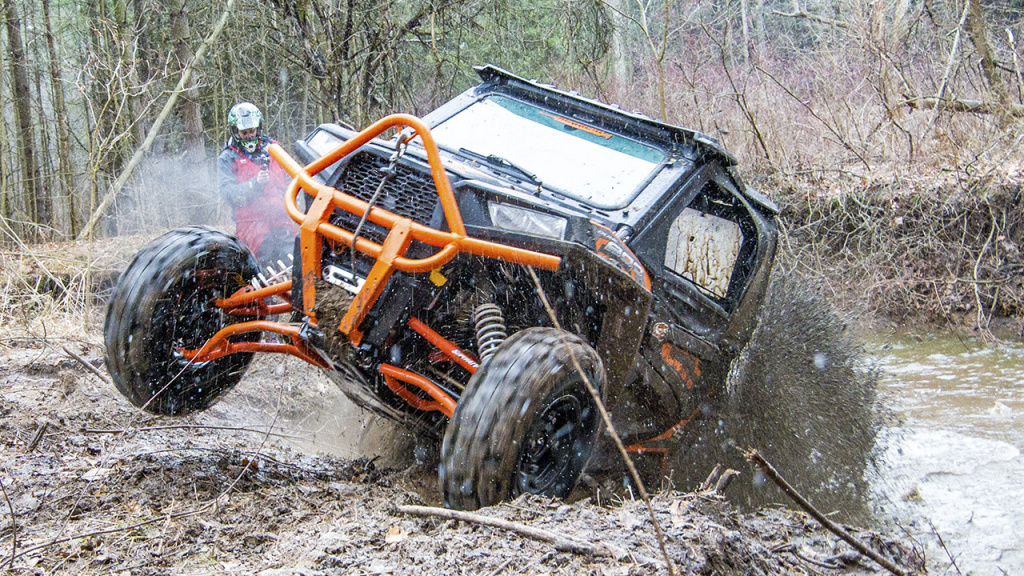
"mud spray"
661,262,882,521
315,262,886,517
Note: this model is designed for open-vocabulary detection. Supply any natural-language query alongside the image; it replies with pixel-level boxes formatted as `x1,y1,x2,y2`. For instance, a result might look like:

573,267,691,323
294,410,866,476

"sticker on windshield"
540,112,612,139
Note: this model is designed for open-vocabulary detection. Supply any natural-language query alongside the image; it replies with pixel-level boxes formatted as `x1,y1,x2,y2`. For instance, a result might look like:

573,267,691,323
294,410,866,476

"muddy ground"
0,334,927,576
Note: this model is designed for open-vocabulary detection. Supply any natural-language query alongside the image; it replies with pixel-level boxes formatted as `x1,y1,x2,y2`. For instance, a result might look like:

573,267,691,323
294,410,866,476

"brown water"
869,333,1024,576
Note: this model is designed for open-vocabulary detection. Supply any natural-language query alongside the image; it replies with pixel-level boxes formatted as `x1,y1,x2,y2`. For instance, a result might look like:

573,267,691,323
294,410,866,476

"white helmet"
228,102,263,153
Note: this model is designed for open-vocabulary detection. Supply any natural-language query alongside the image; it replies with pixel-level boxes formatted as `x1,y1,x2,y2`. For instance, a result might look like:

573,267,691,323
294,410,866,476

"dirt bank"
1,341,926,575
772,171,1024,335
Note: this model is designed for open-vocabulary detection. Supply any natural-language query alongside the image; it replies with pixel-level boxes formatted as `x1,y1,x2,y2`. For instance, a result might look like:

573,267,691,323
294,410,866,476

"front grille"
338,152,439,227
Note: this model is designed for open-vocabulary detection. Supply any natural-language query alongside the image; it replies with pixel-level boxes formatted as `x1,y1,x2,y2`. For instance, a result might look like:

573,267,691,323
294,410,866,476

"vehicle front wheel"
104,227,261,415
440,328,605,510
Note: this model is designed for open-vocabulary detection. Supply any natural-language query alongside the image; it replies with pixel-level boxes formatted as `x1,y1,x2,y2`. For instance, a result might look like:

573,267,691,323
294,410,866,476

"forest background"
1,0,1023,333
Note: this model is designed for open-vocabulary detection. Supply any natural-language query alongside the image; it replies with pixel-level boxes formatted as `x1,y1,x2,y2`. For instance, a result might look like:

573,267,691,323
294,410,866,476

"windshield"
429,95,666,207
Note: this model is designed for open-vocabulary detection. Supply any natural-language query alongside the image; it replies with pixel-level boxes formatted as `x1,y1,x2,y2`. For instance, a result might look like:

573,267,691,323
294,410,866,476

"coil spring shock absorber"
473,303,507,362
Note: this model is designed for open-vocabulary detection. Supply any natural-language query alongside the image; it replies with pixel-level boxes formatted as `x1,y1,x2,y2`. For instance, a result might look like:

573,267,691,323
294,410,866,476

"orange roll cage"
269,113,560,344
182,114,563,419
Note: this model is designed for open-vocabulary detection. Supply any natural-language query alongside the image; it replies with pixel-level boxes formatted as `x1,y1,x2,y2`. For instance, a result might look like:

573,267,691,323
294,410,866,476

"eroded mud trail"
0,342,922,575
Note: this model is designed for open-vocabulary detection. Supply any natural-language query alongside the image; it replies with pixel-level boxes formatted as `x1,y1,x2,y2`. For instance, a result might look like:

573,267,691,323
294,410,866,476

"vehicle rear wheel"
440,328,605,510
104,227,261,415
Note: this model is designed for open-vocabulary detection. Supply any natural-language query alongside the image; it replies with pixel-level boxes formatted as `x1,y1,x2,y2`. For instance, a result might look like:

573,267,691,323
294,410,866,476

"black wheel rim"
152,255,255,371
514,383,595,496
158,269,225,368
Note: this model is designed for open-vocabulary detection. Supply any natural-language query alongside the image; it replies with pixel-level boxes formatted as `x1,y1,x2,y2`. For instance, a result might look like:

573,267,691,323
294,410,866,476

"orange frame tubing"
186,115,560,418
180,321,328,370
214,280,295,316
268,114,562,344
379,363,456,418
623,407,702,476
408,317,479,373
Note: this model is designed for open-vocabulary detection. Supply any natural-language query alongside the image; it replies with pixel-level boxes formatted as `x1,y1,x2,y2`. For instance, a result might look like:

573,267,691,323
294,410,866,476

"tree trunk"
31,13,57,232
42,0,77,236
965,0,1010,123
3,0,46,236
741,0,751,65
168,0,206,162
892,0,911,40
133,0,150,83
130,0,150,148
608,0,630,88
0,48,8,226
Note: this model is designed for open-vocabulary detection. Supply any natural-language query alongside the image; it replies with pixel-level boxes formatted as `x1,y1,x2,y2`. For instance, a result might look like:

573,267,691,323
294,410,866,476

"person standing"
217,102,297,272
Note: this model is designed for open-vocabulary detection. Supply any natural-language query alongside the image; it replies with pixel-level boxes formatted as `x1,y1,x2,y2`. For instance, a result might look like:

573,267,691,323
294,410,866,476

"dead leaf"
384,525,408,544
669,499,691,528
618,509,642,531
81,467,111,482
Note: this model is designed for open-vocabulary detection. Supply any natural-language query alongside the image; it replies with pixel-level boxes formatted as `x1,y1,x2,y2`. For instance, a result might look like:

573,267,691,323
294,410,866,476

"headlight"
488,202,567,240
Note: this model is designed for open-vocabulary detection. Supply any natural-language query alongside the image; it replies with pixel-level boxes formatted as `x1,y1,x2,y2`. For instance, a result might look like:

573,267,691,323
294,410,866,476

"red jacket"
217,137,298,257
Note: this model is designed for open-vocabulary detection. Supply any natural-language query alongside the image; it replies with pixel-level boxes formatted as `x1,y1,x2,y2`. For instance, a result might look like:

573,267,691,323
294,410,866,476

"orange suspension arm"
408,317,479,373
214,280,295,316
180,321,328,370
378,363,456,418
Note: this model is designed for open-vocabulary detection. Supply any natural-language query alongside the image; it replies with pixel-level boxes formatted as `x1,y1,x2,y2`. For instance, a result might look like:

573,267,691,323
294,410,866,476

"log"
396,504,660,566
905,96,1024,117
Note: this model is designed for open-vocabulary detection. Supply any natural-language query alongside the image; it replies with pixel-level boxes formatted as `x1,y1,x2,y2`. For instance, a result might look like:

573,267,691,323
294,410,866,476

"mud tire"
440,328,605,510
104,227,261,415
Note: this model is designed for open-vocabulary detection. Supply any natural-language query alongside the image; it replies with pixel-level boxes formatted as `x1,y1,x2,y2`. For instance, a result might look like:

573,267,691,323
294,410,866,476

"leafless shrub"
780,174,1024,333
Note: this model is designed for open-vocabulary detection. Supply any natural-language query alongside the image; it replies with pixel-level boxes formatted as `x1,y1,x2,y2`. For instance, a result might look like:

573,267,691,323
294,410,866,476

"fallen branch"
397,504,659,566
714,469,741,494
62,346,111,385
772,543,847,570
905,96,1024,117
698,464,741,495
83,424,300,440
26,422,48,452
76,0,236,239
743,448,908,576
929,520,963,576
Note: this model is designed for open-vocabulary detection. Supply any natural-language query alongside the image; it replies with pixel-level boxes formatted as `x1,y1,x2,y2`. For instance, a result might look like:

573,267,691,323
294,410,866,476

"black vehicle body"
292,65,778,443
104,65,778,510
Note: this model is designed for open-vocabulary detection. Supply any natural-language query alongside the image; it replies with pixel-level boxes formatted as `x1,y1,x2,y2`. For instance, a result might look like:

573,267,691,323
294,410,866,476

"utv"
104,65,778,510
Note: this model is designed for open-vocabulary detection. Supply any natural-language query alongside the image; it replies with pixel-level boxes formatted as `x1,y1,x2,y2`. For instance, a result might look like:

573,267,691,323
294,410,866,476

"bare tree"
965,0,1010,123
3,0,47,236
168,0,206,162
600,0,671,120
42,0,77,236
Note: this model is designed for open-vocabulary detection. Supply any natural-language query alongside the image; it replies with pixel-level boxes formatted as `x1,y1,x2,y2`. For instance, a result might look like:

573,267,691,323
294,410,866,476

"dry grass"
0,228,160,346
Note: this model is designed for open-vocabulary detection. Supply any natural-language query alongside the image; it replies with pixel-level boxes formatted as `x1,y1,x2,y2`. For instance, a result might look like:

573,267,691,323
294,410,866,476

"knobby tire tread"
104,227,260,415
441,328,605,510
